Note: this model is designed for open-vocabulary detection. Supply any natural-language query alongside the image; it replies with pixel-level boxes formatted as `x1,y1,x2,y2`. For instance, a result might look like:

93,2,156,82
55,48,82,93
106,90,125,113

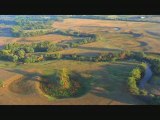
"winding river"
139,64,153,89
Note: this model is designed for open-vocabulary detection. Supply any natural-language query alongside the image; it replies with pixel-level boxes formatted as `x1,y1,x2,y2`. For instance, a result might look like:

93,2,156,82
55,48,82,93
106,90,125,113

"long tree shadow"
120,32,143,38
80,63,145,104
146,30,160,37
5,69,46,83
137,41,148,47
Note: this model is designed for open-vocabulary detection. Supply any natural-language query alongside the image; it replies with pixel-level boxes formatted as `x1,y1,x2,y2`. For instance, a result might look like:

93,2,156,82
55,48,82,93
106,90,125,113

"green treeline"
11,16,54,37
11,26,54,37
127,64,146,95
0,32,97,63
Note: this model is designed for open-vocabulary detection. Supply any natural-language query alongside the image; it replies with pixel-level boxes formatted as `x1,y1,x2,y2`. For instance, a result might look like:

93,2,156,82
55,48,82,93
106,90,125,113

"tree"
98,52,106,61
12,55,19,62
58,68,71,89
24,55,37,63
153,62,160,75
134,51,146,60
0,80,4,88
55,53,62,59
140,62,147,71
37,55,44,62
119,51,127,60
25,47,34,53
111,57,117,62
105,52,114,61
70,43,79,48
47,44,58,52
125,50,131,57
72,54,77,59
139,51,146,58
24,57,31,63
79,56,86,61
131,68,141,80
17,49,25,59
83,39,88,44
1,49,11,55
157,64,160,74
128,76,140,95
140,89,148,96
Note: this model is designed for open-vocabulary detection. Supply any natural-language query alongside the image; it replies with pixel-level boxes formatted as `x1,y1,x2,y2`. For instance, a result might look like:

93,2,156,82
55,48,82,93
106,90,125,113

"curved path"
139,64,153,89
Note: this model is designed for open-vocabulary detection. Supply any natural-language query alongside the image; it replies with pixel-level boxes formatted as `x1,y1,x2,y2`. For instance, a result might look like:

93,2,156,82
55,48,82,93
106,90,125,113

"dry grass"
25,34,73,43
0,69,22,82
0,34,74,46
52,18,160,54
0,37,21,46
1,18,160,53
52,18,159,33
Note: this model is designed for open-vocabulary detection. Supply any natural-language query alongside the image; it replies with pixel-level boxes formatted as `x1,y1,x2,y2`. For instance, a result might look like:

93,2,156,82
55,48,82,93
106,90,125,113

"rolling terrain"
0,16,160,105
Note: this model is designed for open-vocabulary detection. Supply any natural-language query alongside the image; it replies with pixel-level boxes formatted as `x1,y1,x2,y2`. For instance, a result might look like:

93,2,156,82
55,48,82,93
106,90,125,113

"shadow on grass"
138,41,148,47
5,69,46,84
5,62,145,104
70,71,91,98
146,30,160,37
120,32,143,38
80,63,145,104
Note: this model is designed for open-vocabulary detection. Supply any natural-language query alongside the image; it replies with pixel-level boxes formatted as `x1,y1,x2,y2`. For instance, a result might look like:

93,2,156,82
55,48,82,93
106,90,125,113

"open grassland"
0,60,145,104
53,18,160,33
1,18,160,53
24,34,74,43
0,69,22,83
0,34,74,47
53,18,160,54
58,33,140,56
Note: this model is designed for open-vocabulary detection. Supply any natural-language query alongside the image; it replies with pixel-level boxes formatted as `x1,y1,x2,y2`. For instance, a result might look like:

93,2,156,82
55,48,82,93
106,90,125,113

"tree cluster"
127,67,143,95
